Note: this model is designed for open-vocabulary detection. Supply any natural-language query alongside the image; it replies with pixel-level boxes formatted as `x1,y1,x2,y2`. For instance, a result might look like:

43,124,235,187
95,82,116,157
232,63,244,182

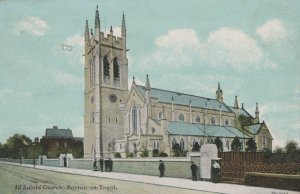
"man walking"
108,158,113,172
99,157,104,172
190,161,198,181
93,159,97,171
104,158,108,172
158,160,165,177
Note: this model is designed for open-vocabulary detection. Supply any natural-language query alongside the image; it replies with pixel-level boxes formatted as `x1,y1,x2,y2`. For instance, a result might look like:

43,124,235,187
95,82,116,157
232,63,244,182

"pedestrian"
108,158,113,172
93,159,98,171
190,161,198,181
104,158,108,172
211,160,221,183
99,157,104,172
158,160,165,177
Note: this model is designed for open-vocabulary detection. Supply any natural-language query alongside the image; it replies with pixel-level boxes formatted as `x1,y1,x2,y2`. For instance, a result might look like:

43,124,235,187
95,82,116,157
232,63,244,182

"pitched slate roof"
167,121,250,138
45,128,73,138
228,106,253,118
137,86,232,112
243,123,262,135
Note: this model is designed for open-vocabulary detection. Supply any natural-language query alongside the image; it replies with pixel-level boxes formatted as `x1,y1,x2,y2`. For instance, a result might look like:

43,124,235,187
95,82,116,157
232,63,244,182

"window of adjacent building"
211,117,216,125
195,115,201,123
263,135,267,148
116,117,118,123
200,139,204,145
158,111,163,120
225,119,229,126
178,113,185,121
180,138,185,150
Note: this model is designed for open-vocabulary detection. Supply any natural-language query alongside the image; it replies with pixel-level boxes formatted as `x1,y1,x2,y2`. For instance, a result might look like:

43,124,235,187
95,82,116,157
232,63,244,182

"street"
0,163,214,194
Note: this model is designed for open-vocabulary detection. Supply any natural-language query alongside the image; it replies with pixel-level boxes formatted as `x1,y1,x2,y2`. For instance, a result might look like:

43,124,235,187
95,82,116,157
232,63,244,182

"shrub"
152,149,159,157
114,153,121,158
159,152,168,157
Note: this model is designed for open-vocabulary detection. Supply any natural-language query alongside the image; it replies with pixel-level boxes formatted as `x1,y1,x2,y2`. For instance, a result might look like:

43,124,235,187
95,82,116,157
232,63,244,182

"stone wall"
245,172,300,191
70,155,201,179
0,154,201,180
0,158,38,165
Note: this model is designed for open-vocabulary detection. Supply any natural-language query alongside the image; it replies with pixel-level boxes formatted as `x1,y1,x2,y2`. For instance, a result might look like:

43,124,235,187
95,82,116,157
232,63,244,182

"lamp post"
33,137,38,168
64,142,67,167
19,148,22,165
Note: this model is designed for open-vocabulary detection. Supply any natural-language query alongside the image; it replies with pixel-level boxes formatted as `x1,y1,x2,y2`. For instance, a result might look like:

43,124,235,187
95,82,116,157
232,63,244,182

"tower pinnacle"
234,96,239,108
216,82,223,102
121,12,126,37
85,20,90,42
95,6,100,29
145,74,151,90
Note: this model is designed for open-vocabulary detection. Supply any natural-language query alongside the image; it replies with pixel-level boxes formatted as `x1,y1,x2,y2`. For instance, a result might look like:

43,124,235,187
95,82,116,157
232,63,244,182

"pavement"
0,161,297,194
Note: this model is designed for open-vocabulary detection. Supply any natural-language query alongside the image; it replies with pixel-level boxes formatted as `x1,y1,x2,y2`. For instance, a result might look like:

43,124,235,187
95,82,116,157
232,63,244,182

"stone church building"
83,7,273,158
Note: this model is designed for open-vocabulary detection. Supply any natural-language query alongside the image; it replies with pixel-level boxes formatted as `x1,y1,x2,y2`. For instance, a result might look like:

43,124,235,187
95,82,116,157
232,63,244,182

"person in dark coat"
108,158,113,172
211,160,221,183
104,158,108,172
158,160,165,177
93,159,97,171
99,158,104,172
190,161,198,181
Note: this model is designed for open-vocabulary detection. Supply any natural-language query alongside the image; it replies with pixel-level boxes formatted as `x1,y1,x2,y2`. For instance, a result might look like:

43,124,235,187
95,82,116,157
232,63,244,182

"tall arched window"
180,138,185,150
89,59,92,87
92,55,95,86
226,140,230,150
132,105,137,134
195,115,201,123
113,57,120,86
211,117,216,125
172,138,177,147
178,113,185,121
113,57,119,79
103,55,110,83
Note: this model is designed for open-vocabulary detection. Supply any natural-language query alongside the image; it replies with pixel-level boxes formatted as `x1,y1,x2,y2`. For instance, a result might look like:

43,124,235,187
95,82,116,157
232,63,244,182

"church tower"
84,6,128,158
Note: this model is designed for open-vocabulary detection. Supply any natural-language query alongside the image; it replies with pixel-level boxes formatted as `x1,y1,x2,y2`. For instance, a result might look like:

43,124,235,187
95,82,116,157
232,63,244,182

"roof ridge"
137,85,217,101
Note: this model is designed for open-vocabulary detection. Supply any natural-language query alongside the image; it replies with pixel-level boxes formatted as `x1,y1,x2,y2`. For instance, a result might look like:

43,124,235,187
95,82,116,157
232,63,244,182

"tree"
231,137,241,152
246,138,257,152
238,115,252,126
5,134,32,159
172,143,187,157
285,140,300,163
214,137,223,152
192,142,200,152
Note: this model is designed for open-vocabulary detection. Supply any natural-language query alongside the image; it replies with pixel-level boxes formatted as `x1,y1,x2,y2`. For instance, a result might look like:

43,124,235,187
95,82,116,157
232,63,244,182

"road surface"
0,163,215,194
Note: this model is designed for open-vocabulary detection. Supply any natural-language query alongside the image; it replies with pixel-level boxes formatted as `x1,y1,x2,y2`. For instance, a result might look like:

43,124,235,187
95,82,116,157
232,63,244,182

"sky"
0,0,299,149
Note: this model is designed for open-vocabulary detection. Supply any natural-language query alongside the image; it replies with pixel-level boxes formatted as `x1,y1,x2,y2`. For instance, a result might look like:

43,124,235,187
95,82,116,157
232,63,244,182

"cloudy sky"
0,0,299,148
